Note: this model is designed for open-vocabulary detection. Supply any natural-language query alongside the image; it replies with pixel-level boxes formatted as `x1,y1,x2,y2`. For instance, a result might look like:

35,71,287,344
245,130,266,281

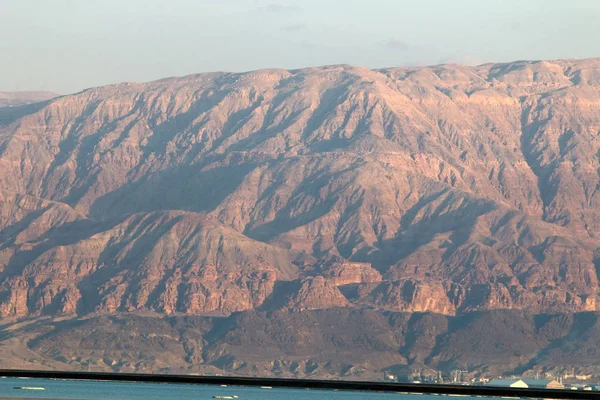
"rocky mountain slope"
2,309,599,379
0,91,58,107
4,59,600,378
3,59,600,318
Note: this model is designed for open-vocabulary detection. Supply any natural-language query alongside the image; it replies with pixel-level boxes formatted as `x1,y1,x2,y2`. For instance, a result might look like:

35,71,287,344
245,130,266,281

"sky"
1,0,600,94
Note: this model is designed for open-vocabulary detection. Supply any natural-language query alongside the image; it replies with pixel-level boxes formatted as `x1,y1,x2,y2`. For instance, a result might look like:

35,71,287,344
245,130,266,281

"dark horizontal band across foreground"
0,369,595,399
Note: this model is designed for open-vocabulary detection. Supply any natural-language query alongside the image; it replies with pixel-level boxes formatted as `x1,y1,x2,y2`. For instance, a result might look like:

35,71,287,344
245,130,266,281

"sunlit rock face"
2,59,600,317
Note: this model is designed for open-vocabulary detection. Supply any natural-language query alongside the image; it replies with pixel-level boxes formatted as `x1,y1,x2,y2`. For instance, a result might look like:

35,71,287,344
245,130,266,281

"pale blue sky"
1,0,600,94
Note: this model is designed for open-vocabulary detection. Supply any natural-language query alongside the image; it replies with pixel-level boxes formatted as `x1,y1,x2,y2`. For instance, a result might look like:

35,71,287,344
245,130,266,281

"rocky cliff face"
2,59,600,317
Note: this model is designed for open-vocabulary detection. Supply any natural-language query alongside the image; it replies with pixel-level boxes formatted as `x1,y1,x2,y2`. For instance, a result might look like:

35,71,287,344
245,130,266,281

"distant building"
522,379,564,389
576,374,592,380
485,379,528,388
383,372,397,382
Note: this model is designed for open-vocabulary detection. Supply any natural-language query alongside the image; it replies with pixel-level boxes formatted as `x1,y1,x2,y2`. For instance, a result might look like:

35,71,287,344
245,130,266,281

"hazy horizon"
2,0,600,94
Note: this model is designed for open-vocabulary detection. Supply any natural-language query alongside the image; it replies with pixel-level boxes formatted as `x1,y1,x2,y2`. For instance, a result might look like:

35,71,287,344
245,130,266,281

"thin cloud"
506,21,522,31
259,3,300,13
385,39,411,51
280,23,307,32
299,40,316,49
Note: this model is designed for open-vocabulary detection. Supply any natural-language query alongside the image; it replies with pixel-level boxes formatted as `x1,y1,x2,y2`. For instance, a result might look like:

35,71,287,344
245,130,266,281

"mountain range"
0,91,58,107
2,58,600,378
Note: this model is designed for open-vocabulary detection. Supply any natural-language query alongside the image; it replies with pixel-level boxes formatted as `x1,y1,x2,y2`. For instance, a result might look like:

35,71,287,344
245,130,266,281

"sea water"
0,377,433,400
0,377,495,400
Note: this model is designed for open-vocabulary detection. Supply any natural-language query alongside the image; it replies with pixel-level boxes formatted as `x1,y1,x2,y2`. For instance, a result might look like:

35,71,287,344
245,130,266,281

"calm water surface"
0,377,436,400
0,377,498,400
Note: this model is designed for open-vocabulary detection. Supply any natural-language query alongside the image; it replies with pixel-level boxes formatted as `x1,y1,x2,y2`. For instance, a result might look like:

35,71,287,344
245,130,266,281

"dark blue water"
0,377,442,400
